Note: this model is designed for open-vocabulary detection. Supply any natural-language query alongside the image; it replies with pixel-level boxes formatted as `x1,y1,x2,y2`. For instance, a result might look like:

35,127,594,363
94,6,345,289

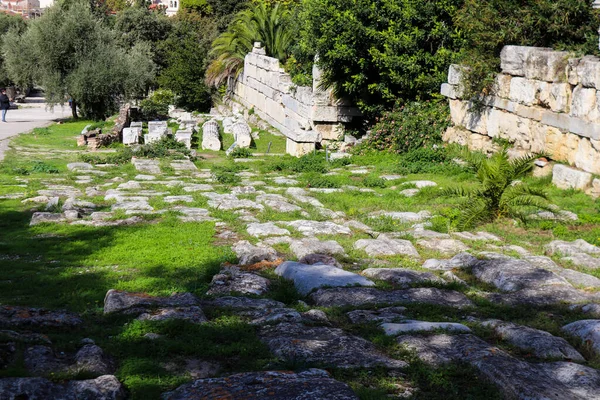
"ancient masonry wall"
441,45,600,178
231,44,361,156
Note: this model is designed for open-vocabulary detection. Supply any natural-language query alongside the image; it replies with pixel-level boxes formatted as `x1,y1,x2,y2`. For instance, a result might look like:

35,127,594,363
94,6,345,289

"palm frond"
456,199,492,230
440,186,479,198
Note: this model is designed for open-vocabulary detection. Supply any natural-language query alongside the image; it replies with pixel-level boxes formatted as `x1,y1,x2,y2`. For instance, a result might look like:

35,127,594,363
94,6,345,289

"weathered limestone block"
447,64,465,85
537,83,571,113
508,77,539,105
501,46,549,76
122,127,142,145
545,129,580,164
574,138,600,174
232,121,252,148
493,74,512,98
201,120,220,151
449,100,489,135
148,121,168,136
175,130,193,149
443,126,494,153
440,83,460,99
286,138,314,157
552,164,593,190
573,56,600,89
570,86,597,120
586,178,600,198
523,49,570,82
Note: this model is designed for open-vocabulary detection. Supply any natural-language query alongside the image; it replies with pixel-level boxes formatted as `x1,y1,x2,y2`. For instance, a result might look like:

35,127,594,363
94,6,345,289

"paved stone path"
0,95,71,161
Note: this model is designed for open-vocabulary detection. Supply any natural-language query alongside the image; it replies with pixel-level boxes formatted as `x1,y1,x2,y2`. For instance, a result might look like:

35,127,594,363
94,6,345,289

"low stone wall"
441,46,600,176
231,43,361,156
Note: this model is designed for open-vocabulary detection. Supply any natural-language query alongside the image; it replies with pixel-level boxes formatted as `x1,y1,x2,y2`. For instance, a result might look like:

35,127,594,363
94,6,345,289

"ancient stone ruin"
441,45,600,195
231,43,361,156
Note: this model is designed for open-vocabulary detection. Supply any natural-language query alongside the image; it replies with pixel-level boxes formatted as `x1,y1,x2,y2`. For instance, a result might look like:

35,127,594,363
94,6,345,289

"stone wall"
441,45,600,175
231,43,361,156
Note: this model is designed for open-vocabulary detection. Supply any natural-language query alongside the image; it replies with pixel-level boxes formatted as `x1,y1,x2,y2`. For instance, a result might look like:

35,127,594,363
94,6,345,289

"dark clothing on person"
0,94,9,110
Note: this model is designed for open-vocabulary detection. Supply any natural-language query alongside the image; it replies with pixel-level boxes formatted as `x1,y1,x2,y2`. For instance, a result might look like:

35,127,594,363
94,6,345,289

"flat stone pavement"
0,95,71,161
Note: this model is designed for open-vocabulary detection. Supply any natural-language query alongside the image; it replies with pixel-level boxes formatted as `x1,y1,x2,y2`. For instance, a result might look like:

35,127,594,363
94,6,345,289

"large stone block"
286,138,315,157
449,100,489,135
570,86,597,120
575,138,600,174
523,49,570,82
545,129,579,165
537,83,571,113
440,83,460,99
509,77,538,105
175,130,193,149
552,164,592,190
122,127,142,145
447,64,465,85
574,56,600,89
282,95,310,118
493,74,512,98
501,46,549,76
314,123,344,141
265,97,286,125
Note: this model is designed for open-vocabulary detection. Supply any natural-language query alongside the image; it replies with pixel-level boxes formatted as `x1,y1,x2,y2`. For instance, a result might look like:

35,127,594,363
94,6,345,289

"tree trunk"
71,99,78,120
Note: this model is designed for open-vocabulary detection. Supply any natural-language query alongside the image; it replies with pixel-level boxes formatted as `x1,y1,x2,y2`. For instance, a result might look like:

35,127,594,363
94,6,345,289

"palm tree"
206,2,293,87
442,147,554,229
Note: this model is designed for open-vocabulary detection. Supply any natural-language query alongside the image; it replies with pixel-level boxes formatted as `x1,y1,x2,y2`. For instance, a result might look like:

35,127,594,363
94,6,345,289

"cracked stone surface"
163,369,359,400
382,321,471,335
0,375,126,400
482,319,584,361
0,306,82,329
417,238,469,256
246,222,290,238
289,238,346,260
232,240,279,265
207,266,270,296
275,261,375,295
259,323,407,369
562,320,600,356
103,290,199,315
354,237,420,258
346,307,407,324
362,268,443,287
282,220,352,236
310,287,473,308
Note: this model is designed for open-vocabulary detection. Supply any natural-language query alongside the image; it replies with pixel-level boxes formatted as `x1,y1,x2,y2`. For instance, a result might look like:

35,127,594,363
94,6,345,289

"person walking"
0,89,10,123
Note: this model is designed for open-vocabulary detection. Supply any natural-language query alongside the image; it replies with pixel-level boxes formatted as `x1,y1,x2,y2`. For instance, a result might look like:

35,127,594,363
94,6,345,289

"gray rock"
452,231,502,242
361,268,443,287
552,163,592,190
24,345,68,375
132,158,161,174
417,238,469,256
243,308,302,326
73,345,115,375
380,174,404,181
310,287,473,308
399,188,419,197
471,258,570,292
290,238,345,260
562,320,600,356
398,333,598,399
299,253,343,268
382,321,470,335
274,177,300,185
183,184,213,192
30,212,66,226
346,307,407,324
276,261,375,296
164,195,194,203
259,323,407,369
408,228,450,239
137,306,207,324
302,309,330,324
117,181,142,190
563,253,600,269
135,174,156,181
207,266,270,296
162,369,359,400
283,220,352,236
421,253,477,271
161,358,220,380
0,375,126,400
354,237,420,258
528,256,600,288
201,296,284,310
546,239,600,257
208,198,264,211
103,289,199,315
370,210,431,223
232,240,279,265
67,162,94,171
482,320,584,361
0,306,82,329
256,194,302,212
246,222,290,238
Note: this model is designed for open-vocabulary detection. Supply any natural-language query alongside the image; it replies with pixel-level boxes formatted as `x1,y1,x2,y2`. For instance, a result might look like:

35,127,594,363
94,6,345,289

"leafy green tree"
206,1,292,87
157,16,217,111
293,0,464,116
0,14,27,88
442,148,553,229
3,0,155,119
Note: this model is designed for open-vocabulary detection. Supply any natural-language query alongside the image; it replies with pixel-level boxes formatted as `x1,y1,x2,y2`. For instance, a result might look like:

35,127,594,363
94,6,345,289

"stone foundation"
441,46,600,182
232,43,361,156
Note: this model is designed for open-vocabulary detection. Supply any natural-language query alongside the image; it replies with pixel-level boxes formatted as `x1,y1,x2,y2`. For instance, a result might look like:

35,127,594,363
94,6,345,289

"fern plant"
443,147,553,229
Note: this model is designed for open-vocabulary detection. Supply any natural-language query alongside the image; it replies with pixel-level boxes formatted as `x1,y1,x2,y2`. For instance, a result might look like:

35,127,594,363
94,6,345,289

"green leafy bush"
292,0,464,116
140,89,176,120
30,161,59,174
138,136,191,159
357,100,450,154
362,175,386,189
267,154,329,174
228,147,253,158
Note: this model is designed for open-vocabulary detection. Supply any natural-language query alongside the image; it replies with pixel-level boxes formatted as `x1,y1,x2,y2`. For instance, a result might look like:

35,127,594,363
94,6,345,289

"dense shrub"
305,174,341,188
267,154,329,174
357,100,450,154
80,136,191,165
455,0,600,97
362,175,386,189
394,147,467,176
140,89,176,120
292,0,464,116
228,147,253,158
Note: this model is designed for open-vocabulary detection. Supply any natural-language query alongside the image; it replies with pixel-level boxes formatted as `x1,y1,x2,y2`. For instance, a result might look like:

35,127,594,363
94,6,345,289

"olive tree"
3,0,155,119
